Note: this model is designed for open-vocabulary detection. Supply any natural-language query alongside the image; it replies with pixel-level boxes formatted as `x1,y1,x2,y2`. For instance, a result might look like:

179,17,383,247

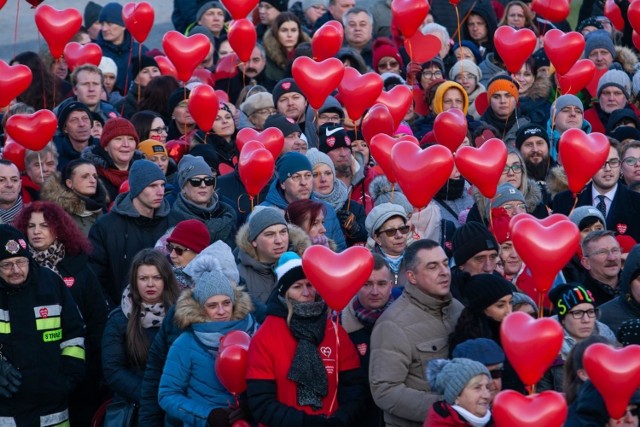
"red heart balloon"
433,108,468,153
391,0,430,38
583,343,640,419
509,212,568,235
557,59,595,95
122,2,155,43
511,215,580,294
494,27,537,74
376,85,413,129
215,345,249,394
0,60,32,108
215,54,239,80
586,68,607,98
634,31,640,52
474,92,489,116
362,104,395,143
606,0,625,31
391,143,454,209
25,0,44,7
188,85,219,131
629,0,640,33
301,245,374,312
219,331,251,352
369,134,419,183
63,42,102,72
500,312,564,385
454,138,507,198
531,0,570,22
403,32,441,63
34,5,82,59
1,140,26,171
558,129,610,194
292,56,344,110
0,0,7,10
192,68,216,86
153,55,179,79
231,421,251,427
220,0,258,20
493,390,568,427
228,19,257,63
543,30,585,76
311,20,344,61
338,67,383,121
236,128,284,160
238,141,275,197
162,31,211,82
5,110,58,151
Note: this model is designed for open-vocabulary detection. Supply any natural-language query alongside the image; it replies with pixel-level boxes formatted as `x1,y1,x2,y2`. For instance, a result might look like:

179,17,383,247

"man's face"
327,146,351,169
258,2,281,25
442,88,465,112
277,92,307,121
252,224,289,264
239,47,266,78
592,146,621,192
280,171,313,203
588,48,614,70
64,110,92,143
344,12,372,49
135,66,161,88
329,0,355,21
461,249,499,275
554,105,583,133
0,163,21,208
520,136,549,165
282,132,306,154
101,21,126,45
407,246,451,299
26,152,57,186
198,7,225,35
599,86,627,114
489,91,516,120
0,257,29,286
582,235,622,283
467,14,488,42
357,266,393,310
73,71,102,108
135,180,165,211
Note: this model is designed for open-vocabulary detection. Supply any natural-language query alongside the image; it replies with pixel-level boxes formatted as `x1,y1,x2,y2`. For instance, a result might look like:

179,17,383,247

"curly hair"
14,201,92,256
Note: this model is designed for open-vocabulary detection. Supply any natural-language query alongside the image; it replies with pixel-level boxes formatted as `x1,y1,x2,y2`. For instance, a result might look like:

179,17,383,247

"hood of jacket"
264,180,289,209
40,171,109,215
615,45,639,74
525,75,553,101
110,191,171,219
546,165,568,199
620,245,640,294
174,286,254,329
236,221,311,263
524,178,543,213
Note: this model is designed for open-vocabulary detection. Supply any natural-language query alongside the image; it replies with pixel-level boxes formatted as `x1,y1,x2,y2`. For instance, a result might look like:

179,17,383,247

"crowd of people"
1,0,640,426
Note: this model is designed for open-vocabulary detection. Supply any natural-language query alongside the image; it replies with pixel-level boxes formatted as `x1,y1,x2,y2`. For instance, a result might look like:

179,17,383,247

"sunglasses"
166,243,193,256
188,177,215,187
377,225,411,237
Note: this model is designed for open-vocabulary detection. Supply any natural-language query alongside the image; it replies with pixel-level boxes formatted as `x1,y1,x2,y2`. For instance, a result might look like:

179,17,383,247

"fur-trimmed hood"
235,221,311,261
546,166,568,199
40,171,109,215
525,75,553,102
263,28,311,69
616,45,639,75
174,286,254,329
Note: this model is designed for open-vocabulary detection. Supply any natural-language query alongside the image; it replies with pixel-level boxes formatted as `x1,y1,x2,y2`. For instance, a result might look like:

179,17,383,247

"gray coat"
599,245,640,335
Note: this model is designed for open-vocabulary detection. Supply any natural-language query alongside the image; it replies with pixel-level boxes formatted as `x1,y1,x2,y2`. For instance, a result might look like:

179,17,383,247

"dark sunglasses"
489,368,503,379
377,225,411,237
188,177,215,187
166,243,192,256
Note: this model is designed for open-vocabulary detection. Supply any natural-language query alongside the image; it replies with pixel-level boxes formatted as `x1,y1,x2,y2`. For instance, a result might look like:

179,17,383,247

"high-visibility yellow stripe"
36,317,61,330
0,322,10,334
61,346,85,360
51,422,70,427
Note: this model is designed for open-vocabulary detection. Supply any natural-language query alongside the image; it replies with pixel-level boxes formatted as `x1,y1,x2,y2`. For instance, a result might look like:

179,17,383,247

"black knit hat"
462,273,513,312
318,123,351,154
0,225,30,262
549,283,595,320
57,100,92,132
167,88,191,117
131,55,159,78
272,78,304,105
452,221,499,267
515,124,549,151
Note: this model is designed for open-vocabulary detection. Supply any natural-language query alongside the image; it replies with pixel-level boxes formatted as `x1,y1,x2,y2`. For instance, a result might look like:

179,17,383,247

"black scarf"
481,107,517,139
76,183,109,212
435,177,466,201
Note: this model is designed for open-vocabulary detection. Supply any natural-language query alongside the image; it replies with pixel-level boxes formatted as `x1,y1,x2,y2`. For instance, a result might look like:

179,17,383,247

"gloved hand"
0,358,21,398
406,62,422,86
228,396,251,424
336,209,361,238
207,408,231,427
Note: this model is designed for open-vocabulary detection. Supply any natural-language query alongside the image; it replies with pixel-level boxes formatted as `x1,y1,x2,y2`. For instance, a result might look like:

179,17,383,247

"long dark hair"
10,51,62,110
138,75,180,122
563,335,611,404
131,110,163,141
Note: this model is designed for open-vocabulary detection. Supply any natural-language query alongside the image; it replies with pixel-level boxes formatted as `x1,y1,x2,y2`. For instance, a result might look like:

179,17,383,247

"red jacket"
424,401,494,427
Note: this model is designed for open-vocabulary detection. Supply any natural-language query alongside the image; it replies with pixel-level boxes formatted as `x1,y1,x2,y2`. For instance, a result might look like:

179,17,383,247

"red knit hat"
372,38,403,72
490,207,511,244
616,234,637,253
167,219,211,253
100,117,140,148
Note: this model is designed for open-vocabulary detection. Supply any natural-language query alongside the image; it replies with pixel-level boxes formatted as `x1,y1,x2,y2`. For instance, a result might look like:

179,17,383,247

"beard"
335,164,352,178
525,157,550,181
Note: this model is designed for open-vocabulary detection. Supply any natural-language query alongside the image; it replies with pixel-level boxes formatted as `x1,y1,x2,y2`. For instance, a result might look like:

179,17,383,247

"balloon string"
137,44,142,104
122,35,134,98
328,312,340,415
183,87,187,138
455,6,463,62
537,291,544,320
568,194,579,217
13,0,20,60
237,193,248,214
250,195,254,212
37,152,44,184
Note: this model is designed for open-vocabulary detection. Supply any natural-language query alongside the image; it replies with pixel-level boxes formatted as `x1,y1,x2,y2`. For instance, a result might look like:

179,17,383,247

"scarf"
352,294,395,329
435,177,466,201
382,252,404,275
481,106,517,139
172,266,195,290
121,284,166,328
0,195,23,224
411,203,442,242
31,240,66,276
98,166,129,191
452,405,492,427
75,185,109,212
286,300,329,410
314,179,349,212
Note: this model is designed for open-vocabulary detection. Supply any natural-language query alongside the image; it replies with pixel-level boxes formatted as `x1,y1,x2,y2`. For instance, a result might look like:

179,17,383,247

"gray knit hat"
584,30,616,58
306,148,336,178
193,269,235,305
449,59,482,82
365,203,408,239
196,1,225,23
489,183,526,212
512,291,539,314
177,154,213,189
597,69,631,99
248,206,287,242
427,358,491,405
569,206,606,230
369,175,413,215
302,0,327,12
550,94,584,120
128,160,166,199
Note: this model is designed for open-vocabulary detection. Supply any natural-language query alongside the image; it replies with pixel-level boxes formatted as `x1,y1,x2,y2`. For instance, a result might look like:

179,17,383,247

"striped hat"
275,251,306,296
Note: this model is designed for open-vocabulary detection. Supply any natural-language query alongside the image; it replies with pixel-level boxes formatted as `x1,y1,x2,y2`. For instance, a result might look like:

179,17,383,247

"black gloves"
336,210,361,238
0,358,21,398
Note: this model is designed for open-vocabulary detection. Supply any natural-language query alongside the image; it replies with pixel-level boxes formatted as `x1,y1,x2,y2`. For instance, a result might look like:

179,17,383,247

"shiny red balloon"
369,134,419,183
391,0,430,38
0,60,32,108
236,128,284,159
119,180,130,194
162,31,211,82
25,0,44,7
403,32,441,63
606,0,625,31
433,108,468,153
154,55,179,79
215,345,249,394
122,2,155,43
494,26,537,74
558,129,610,194
454,138,507,198
221,0,258,20
543,30,585,76
557,59,595,95
0,1,7,10
238,141,275,197
231,421,251,427
391,143,454,209
338,67,383,121
376,85,413,129
292,56,344,110
531,0,570,22
634,31,640,52
1,141,26,172
509,212,568,235
192,68,216,86
511,215,580,294
586,68,608,98
629,0,640,33
219,331,251,352
228,19,257,63
188,85,219,131
215,54,239,80
63,42,102,71
583,343,640,419
493,390,568,427
35,5,82,59
362,104,395,143
5,110,57,151
311,21,344,61
301,245,374,312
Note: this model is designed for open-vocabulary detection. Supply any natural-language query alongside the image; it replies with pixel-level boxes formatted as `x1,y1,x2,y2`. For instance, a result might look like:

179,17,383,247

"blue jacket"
97,32,148,91
546,118,592,162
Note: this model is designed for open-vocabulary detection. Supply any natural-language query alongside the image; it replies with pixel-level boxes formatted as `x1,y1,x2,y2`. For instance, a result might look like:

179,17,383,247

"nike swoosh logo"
325,127,344,137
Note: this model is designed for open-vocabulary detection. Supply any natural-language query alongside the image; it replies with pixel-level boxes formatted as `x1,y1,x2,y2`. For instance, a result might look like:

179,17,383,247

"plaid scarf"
352,294,395,329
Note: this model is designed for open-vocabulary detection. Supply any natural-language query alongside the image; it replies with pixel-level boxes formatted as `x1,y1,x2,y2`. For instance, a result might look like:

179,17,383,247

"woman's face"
499,241,522,277
454,70,478,94
304,4,326,25
456,374,492,417
351,139,369,164
52,57,68,80
313,163,334,195
149,154,169,175
26,151,57,186
277,20,300,51
65,164,98,197
167,242,198,267
506,4,526,28
149,117,168,144
453,46,476,63
183,174,214,206
484,294,513,322
204,295,233,321
136,264,165,305
304,211,326,239
91,120,103,139
621,147,640,185
562,302,596,340
218,40,233,59
420,65,443,89
580,221,605,242
105,135,136,170
286,278,317,303
213,109,235,137
377,55,401,75
374,216,409,256
499,153,523,189
27,212,56,251
512,64,535,94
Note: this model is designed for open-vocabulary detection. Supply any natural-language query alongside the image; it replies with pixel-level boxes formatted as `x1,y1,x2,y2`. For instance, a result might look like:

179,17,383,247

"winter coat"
478,54,504,87
519,76,553,126
565,381,610,427
81,144,147,201
584,103,640,134
171,0,210,33
53,133,100,172
369,284,464,427
431,0,496,37
97,31,148,91
89,193,171,308
216,169,273,225
460,2,498,57
599,246,640,335
350,152,379,214
371,244,408,287
425,401,494,427
113,82,141,120
158,287,257,427
263,29,311,84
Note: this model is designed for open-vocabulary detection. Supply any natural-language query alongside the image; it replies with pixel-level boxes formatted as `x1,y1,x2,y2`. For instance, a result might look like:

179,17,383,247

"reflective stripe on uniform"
0,417,16,427
40,409,68,426
0,310,9,322
0,310,10,334
61,346,85,360
35,317,61,331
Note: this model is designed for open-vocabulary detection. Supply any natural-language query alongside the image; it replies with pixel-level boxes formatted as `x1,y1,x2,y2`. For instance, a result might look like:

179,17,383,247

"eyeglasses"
566,308,599,319
378,60,399,70
377,225,411,237
0,259,28,272
150,126,168,134
288,172,313,183
502,203,526,213
421,70,443,79
318,114,342,123
166,243,193,256
502,163,523,174
628,406,640,417
601,158,621,169
188,177,215,187
455,73,477,82
585,247,622,258
623,156,640,167
489,368,503,379
251,108,277,117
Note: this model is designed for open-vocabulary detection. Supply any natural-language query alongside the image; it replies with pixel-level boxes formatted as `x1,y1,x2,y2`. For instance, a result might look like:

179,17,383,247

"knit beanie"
617,318,640,346
452,221,499,267
0,225,30,262
248,206,287,242
550,94,584,120
272,78,305,105
318,124,351,154
421,57,445,74
189,143,220,173
569,206,606,230
486,75,520,102
57,100,92,132
138,139,168,159
240,92,275,117
177,154,213,189
196,1,225,22
193,270,236,305
98,56,118,79
84,1,102,28
515,124,549,151
576,17,604,34
584,30,616,59
306,148,336,178
365,202,408,239
369,175,413,215
427,358,491,405
99,2,124,26
462,273,513,312
318,96,345,118
100,117,140,148
167,219,211,253
449,60,482,83
131,55,159,79
264,0,289,11
189,25,216,46
302,0,327,11
168,88,191,117
264,114,302,138
452,41,483,65
275,151,312,184
549,284,595,320
128,159,166,199
275,251,306,296
490,183,525,211
452,338,505,366
512,291,539,314
372,38,404,72
532,48,550,69
609,125,640,142
597,69,631,99
432,80,469,115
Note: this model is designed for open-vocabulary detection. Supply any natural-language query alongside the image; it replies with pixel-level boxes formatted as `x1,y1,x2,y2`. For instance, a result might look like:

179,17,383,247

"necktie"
596,195,607,218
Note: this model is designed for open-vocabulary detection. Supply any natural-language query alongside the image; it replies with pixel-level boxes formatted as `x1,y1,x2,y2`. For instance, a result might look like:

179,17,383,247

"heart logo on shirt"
320,346,332,358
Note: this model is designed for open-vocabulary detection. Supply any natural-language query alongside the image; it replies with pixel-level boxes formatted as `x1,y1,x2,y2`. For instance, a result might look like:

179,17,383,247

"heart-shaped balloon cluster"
369,134,419,183
162,31,212,82
5,110,58,151
292,56,344,110
362,104,394,143
236,128,284,160
238,141,275,198
493,390,568,427
454,138,507,199
215,330,251,395
187,85,219,131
